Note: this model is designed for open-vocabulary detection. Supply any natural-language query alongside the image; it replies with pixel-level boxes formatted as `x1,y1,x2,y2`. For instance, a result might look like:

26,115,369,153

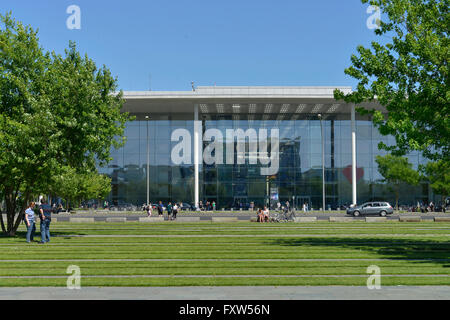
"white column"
321,118,325,212
146,117,150,206
194,104,200,209
351,103,357,205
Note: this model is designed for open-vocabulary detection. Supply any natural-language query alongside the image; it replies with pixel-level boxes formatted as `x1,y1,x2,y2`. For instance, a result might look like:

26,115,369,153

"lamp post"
318,114,325,212
145,115,150,206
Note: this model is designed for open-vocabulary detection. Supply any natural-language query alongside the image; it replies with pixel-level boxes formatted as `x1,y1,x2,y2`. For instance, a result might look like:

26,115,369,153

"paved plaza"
1,286,449,300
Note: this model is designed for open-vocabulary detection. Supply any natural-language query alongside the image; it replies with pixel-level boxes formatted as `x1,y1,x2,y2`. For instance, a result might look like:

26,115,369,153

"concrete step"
138,217,164,223
174,217,200,222
294,217,317,223
106,217,127,223
211,217,238,223
69,217,95,223
365,217,388,222
399,216,421,222
434,217,450,222
329,217,355,222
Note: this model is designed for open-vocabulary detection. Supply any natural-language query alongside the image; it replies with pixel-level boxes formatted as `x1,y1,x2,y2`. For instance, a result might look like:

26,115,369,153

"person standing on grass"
39,198,52,244
24,202,36,243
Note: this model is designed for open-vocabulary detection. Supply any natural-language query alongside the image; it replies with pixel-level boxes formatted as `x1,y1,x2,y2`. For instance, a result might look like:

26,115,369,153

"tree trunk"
3,190,30,236
395,185,399,211
0,208,6,234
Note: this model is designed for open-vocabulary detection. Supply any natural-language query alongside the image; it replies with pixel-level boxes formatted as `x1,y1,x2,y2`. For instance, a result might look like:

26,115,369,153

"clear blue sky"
0,0,382,91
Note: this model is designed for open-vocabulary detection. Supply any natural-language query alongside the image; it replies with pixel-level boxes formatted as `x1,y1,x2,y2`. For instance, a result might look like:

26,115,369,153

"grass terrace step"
1,221,449,287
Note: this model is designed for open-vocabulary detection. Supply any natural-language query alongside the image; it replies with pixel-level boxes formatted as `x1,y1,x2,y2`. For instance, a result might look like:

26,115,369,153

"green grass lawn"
0,221,449,286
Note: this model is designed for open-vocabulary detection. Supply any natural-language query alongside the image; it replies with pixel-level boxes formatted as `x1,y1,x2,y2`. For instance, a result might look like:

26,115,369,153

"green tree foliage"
334,0,449,161
375,154,420,209
422,160,450,204
0,13,130,235
49,167,111,210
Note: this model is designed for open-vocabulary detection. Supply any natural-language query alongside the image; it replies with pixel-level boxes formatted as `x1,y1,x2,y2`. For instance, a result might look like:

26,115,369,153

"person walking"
172,203,178,220
39,198,52,244
157,201,163,217
146,203,152,217
24,202,36,243
167,202,173,220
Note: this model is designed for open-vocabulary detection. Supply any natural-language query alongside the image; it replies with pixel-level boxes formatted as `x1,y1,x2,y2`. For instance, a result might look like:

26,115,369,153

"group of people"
198,200,216,211
24,198,52,244
143,201,180,220
51,203,64,213
411,201,446,213
257,206,270,223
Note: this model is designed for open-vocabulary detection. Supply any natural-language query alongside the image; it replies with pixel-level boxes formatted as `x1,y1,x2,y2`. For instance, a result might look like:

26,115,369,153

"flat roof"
123,86,353,99
120,86,384,116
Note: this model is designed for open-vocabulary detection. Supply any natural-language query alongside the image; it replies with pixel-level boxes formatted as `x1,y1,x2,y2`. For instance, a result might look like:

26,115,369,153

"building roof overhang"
120,86,385,116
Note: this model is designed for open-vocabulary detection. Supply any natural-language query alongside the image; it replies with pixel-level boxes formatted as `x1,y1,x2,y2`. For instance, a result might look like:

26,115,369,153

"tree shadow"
268,237,450,268
0,230,87,239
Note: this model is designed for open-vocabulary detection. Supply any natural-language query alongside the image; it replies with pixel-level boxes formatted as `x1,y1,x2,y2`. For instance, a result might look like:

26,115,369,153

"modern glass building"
99,86,431,209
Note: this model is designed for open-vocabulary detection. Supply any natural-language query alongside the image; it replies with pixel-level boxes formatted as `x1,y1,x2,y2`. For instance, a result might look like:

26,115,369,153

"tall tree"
49,167,111,210
375,154,420,209
334,0,449,162
422,160,450,206
0,13,130,236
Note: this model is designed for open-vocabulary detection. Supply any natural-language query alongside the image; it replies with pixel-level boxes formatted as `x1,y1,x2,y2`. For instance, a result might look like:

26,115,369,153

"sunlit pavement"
1,286,449,300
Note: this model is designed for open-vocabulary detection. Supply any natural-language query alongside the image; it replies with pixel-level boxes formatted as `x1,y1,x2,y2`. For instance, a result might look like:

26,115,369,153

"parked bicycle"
271,206,296,222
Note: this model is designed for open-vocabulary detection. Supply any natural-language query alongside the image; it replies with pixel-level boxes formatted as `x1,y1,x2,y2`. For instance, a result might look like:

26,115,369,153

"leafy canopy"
375,154,420,208
375,154,420,185
335,0,449,161
422,160,450,199
49,167,112,208
0,12,131,235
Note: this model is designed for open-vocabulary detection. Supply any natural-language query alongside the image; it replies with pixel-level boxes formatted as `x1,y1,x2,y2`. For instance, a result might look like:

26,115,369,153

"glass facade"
99,111,430,209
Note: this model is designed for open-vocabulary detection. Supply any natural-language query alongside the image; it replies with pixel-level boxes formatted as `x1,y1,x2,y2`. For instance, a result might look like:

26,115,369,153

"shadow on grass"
0,230,87,240
269,237,450,268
